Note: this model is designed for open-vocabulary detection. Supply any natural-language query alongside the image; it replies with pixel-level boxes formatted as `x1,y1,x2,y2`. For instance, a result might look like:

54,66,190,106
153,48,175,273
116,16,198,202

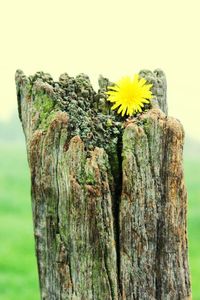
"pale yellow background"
0,0,199,140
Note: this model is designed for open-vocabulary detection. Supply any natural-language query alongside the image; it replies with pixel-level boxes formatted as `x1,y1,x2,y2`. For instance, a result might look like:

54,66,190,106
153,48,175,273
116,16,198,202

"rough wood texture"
16,69,191,300
120,110,191,299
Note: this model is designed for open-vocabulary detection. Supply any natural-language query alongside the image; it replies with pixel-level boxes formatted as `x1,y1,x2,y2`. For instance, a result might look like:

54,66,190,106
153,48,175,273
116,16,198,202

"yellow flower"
105,74,153,116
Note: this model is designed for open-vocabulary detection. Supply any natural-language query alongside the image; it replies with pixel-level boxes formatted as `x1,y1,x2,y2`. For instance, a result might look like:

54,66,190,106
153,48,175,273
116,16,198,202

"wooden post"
16,69,191,300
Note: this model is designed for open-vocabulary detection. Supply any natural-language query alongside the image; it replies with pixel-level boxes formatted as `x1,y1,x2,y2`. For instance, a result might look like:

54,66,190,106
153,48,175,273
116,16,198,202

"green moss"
76,154,87,186
33,93,55,130
24,83,32,96
106,118,113,127
86,172,96,185
34,93,54,114
39,112,57,130
122,126,136,155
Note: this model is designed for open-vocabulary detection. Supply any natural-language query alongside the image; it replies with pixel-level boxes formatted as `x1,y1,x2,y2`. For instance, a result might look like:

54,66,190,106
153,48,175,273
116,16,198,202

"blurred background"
0,0,200,299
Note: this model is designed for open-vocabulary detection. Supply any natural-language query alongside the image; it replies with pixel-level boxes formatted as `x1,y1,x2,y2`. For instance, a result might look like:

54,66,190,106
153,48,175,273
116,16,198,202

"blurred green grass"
0,142,199,299
0,143,39,300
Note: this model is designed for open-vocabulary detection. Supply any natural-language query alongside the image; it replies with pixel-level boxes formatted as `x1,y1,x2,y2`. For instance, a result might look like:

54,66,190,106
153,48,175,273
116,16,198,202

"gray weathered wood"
120,109,191,299
16,69,191,300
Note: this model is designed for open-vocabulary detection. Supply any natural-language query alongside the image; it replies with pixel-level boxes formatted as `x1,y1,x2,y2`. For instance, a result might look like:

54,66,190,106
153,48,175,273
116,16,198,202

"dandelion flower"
105,74,153,117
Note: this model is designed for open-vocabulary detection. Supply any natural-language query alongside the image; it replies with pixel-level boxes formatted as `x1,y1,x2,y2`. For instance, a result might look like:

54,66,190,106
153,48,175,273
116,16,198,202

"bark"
15,69,191,300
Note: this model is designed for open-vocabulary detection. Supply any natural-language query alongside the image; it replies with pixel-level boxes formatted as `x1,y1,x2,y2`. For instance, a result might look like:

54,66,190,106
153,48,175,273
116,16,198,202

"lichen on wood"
16,69,191,300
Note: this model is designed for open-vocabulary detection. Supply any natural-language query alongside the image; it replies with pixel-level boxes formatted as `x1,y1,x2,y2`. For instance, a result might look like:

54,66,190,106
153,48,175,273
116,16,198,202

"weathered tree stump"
16,69,191,300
